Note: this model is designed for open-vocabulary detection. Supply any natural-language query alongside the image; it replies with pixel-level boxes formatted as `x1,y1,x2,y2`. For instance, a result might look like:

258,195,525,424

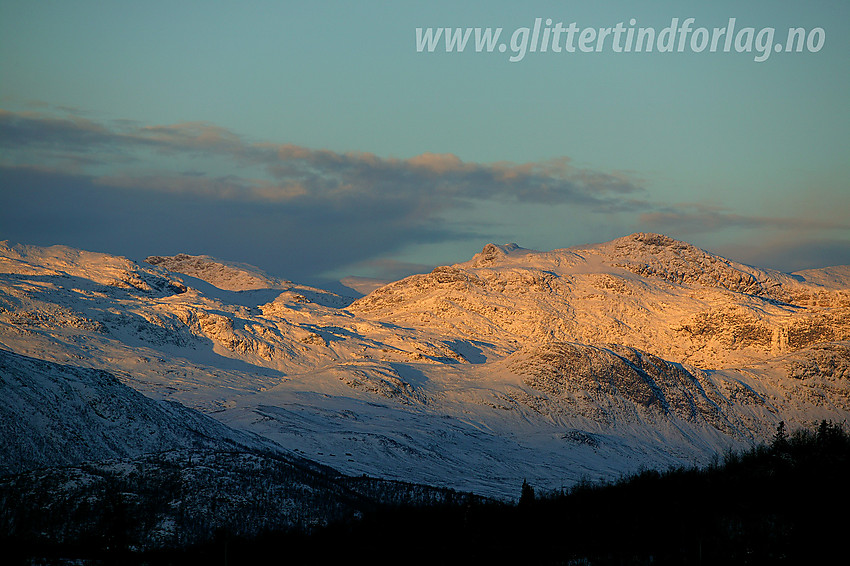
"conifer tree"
772,421,788,451
519,479,535,506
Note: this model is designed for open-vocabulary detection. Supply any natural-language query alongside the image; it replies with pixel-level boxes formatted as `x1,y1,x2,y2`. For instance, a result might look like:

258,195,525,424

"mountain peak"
484,242,522,253
597,232,789,298
623,232,680,246
471,242,532,267
604,232,703,256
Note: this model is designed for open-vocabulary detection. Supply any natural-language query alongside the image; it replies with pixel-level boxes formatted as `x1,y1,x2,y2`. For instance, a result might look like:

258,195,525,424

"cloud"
639,204,848,234
0,164,475,282
139,122,246,153
0,109,646,209
340,257,436,282
3,108,846,280
0,108,654,280
716,238,850,273
638,203,850,273
406,152,471,174
0,109,119,150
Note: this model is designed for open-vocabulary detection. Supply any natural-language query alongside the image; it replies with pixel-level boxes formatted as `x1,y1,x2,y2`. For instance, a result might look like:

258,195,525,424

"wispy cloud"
0,109,654,280
2,108,847,280
0,109,646,209
637,203,850,272
639,203,847,234
0,109,119,150
716,237,850,273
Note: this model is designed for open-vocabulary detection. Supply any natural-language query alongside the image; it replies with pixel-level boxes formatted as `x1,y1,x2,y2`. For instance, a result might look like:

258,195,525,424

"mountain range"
2,233,848,505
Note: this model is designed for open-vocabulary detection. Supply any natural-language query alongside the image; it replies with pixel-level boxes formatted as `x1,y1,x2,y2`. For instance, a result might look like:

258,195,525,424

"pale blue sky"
1,1,848,285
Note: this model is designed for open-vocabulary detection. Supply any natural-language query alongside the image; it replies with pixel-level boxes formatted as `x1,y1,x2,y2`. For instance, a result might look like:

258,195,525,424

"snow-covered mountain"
351,233,849,368
1,235,848,499
0,348,269,475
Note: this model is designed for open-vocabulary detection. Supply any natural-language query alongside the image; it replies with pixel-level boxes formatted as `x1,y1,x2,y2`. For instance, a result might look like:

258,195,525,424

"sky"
1,0,848,287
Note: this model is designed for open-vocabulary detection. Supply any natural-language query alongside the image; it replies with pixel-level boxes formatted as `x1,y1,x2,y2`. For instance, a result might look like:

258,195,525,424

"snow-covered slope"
0,349,271,475
351,233,850,368
0,350,467,548
145,253,288,291
2,235,849,498
1,241,187,296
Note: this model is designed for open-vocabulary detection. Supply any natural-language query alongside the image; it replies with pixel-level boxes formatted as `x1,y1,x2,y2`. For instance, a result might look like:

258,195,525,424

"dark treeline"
1,449,467,564
7,421,849,565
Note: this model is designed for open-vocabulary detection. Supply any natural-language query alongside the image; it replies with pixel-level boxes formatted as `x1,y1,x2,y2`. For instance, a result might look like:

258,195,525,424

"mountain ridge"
351,233,850,368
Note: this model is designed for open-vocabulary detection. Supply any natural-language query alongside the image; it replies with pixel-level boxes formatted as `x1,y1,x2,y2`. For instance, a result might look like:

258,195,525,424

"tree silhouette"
519,479,535,506
772,421,788,451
